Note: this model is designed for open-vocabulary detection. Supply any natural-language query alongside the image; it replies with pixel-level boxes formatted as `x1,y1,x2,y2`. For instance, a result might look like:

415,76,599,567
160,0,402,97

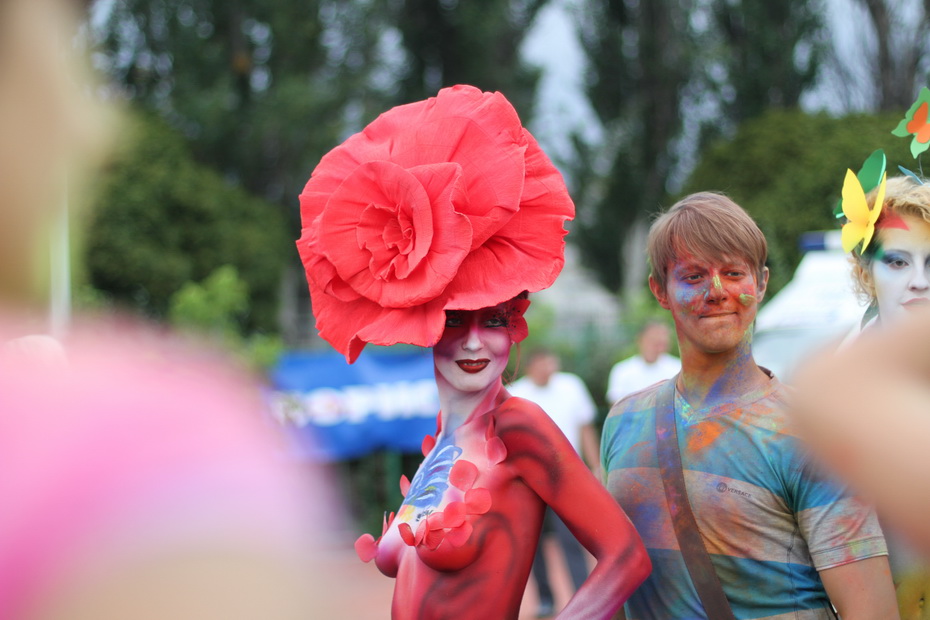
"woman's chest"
379,421,516,570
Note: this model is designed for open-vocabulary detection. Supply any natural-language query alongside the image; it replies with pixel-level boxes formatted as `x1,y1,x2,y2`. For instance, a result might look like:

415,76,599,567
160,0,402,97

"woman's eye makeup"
483,315,507,328
444,313,464,327
880,252,910,268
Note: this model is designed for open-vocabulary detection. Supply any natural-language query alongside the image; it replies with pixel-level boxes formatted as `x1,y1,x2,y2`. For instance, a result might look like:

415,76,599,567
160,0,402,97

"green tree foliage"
572,0,826,294
85,113,290,331
168,264,248,336
709,0,824,127
682,109,911,293
169,265,285,370
573,0,700,293
96,0,547,214
388,0,546,117
97,0,392,208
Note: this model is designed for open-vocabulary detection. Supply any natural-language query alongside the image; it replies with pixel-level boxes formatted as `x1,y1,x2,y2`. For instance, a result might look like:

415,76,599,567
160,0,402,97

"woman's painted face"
433,304,513,394
871,213,930,323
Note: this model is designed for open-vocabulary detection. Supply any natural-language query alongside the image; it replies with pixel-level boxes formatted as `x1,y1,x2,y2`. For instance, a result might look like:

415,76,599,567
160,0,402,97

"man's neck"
676,337,768,409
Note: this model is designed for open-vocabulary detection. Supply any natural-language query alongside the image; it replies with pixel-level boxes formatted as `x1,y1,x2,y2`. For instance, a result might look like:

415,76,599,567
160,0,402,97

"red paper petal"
426,511,446,530
298,85,574,361
440,130,573,310
486,436,507,465
415,519,428,545
485,416,496,440
445,522,474,548
398,522,415,546
422,433,436,457
442,501,467,528
318,161,474,308
299,256,448,361
876,212,911,231
506,297,531,343
399,475,410,497
449,459,479,492
424,526,445,550
382,511,395,536
355,533,378,563
360,86,526,249
465,488,492,515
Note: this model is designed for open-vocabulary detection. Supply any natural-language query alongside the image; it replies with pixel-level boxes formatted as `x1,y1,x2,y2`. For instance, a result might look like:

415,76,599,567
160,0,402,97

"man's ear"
648,275,671,310
756,267,770,304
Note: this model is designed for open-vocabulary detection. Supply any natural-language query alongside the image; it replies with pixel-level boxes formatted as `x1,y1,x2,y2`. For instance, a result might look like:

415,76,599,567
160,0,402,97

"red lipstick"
456,359,490,373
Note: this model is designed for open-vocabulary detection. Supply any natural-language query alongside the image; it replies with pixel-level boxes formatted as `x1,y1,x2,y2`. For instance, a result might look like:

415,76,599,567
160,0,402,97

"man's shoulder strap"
655,376,736,620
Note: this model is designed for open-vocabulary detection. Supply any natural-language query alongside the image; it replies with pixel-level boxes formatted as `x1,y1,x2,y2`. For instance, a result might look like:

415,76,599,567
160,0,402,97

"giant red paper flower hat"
297,85,574,362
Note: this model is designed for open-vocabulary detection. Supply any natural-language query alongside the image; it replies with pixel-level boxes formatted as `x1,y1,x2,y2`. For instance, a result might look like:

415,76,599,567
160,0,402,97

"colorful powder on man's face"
738,293,755,306
712,275,722,291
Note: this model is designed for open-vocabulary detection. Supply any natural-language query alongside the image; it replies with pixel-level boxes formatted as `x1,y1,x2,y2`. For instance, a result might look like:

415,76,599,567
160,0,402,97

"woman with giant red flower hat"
297,85,650,619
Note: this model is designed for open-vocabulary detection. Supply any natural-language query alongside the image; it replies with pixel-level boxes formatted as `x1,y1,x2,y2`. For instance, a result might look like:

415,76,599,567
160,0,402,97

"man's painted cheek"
674,284,706,314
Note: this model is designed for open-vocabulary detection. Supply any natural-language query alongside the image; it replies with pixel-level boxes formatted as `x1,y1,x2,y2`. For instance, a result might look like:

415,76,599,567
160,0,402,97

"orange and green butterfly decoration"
892,86,930,159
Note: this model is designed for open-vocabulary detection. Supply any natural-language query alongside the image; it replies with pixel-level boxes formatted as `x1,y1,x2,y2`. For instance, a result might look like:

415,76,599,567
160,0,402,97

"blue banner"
268,349,438,461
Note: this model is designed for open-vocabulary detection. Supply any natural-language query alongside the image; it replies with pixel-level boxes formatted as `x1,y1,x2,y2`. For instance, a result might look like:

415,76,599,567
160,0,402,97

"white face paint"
871,213,930,324
433,304,512,394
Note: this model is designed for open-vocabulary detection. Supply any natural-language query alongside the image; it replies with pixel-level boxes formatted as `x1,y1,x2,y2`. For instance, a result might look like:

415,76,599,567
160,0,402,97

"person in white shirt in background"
508,349,599,618
605,320,680,405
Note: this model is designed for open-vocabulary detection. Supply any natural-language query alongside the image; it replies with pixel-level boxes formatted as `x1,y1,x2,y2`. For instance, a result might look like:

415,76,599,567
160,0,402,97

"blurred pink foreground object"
0,320,322,620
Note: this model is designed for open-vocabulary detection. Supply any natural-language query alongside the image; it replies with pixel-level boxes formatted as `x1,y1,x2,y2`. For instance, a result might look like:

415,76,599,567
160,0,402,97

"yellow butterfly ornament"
841,168,887,254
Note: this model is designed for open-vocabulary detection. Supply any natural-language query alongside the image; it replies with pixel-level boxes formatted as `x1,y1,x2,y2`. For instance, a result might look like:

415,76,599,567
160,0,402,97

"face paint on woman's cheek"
738,294,756,306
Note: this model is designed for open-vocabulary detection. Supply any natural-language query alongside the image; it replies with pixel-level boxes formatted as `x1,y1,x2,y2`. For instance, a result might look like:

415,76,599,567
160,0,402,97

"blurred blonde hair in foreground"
0,1,337,618
0,0,113,305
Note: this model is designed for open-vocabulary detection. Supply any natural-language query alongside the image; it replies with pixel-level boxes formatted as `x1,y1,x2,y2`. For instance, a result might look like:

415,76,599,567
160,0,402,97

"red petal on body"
426,512,446,530
486,436,507,465
506,297,531,343
415,519,428,545
445,522,474,548
422,434,436,456
449,459,478,491
398,522,415,546
424,526,445,550
465,488,492,515
355,533,378,562
441,501,467,528
383,511,395,536
399,475,410,497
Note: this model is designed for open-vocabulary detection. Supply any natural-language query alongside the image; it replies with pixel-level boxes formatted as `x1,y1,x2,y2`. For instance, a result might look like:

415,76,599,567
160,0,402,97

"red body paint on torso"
356,393,651,620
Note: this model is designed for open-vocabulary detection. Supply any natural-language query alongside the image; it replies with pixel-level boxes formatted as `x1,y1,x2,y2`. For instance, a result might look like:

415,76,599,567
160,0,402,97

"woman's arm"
497,399,650,619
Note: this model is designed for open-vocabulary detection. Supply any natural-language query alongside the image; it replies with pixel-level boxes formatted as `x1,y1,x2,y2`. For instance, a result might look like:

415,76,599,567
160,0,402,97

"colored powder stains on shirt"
685,418,726,453
602,377,887,620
